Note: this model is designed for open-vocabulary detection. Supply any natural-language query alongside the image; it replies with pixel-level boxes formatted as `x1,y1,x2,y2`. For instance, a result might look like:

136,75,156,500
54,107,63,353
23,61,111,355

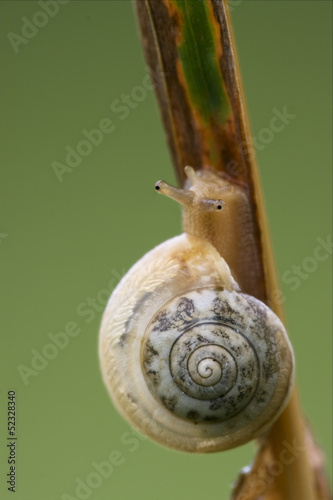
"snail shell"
99,233,294,453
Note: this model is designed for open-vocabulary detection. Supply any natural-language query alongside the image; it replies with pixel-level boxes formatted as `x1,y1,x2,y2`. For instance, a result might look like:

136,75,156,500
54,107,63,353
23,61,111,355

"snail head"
155,166,231,213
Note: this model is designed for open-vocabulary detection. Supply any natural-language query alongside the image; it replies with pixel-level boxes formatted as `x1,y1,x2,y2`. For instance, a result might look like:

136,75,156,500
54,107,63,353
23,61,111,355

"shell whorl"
99,234,294,453
143,289,260,423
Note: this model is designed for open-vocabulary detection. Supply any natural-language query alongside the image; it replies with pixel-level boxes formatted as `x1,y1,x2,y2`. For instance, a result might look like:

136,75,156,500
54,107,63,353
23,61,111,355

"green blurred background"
1,1,331,499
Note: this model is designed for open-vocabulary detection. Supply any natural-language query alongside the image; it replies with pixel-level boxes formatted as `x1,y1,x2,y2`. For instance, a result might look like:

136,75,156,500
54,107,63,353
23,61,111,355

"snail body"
99,168,294,453
156,166,262,297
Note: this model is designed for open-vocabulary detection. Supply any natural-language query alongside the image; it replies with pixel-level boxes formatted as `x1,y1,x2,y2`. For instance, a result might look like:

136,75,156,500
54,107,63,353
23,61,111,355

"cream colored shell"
99,234,294,453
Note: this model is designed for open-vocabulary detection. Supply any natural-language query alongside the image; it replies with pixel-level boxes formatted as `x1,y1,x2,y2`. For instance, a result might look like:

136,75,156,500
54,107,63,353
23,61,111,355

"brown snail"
99,167,294,453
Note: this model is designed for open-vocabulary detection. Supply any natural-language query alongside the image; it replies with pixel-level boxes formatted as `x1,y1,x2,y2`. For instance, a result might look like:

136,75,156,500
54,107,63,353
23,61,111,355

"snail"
99,167,294,453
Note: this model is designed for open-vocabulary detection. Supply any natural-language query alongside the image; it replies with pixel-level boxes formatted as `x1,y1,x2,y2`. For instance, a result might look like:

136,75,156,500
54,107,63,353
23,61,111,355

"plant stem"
269,390,316,500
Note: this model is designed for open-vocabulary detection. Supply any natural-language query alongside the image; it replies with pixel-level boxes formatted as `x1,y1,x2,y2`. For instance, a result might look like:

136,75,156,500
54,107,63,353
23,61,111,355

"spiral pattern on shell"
143,288,286,426
99,234,294,453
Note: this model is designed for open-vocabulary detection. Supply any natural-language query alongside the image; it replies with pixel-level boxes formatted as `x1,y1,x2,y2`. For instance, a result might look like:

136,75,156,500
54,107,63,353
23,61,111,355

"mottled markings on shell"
147,343,159,357
120,294,154,343
132,291,153,316
152,297,199,332
241,364,255,378
126,392,137,405
146,315,262,420
243,294,268,325
119,332,127,348
175,297,195,320
204,415,220,422
187,410,200,421
211,298,242,326
256,390,268,405
120,312,138,347
161,395,177,412
237,385,247,400
209,399,224,411
263,360,275,383
231,345,242,356
145,369,161,388
143,343,162,388
152,310,173,332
